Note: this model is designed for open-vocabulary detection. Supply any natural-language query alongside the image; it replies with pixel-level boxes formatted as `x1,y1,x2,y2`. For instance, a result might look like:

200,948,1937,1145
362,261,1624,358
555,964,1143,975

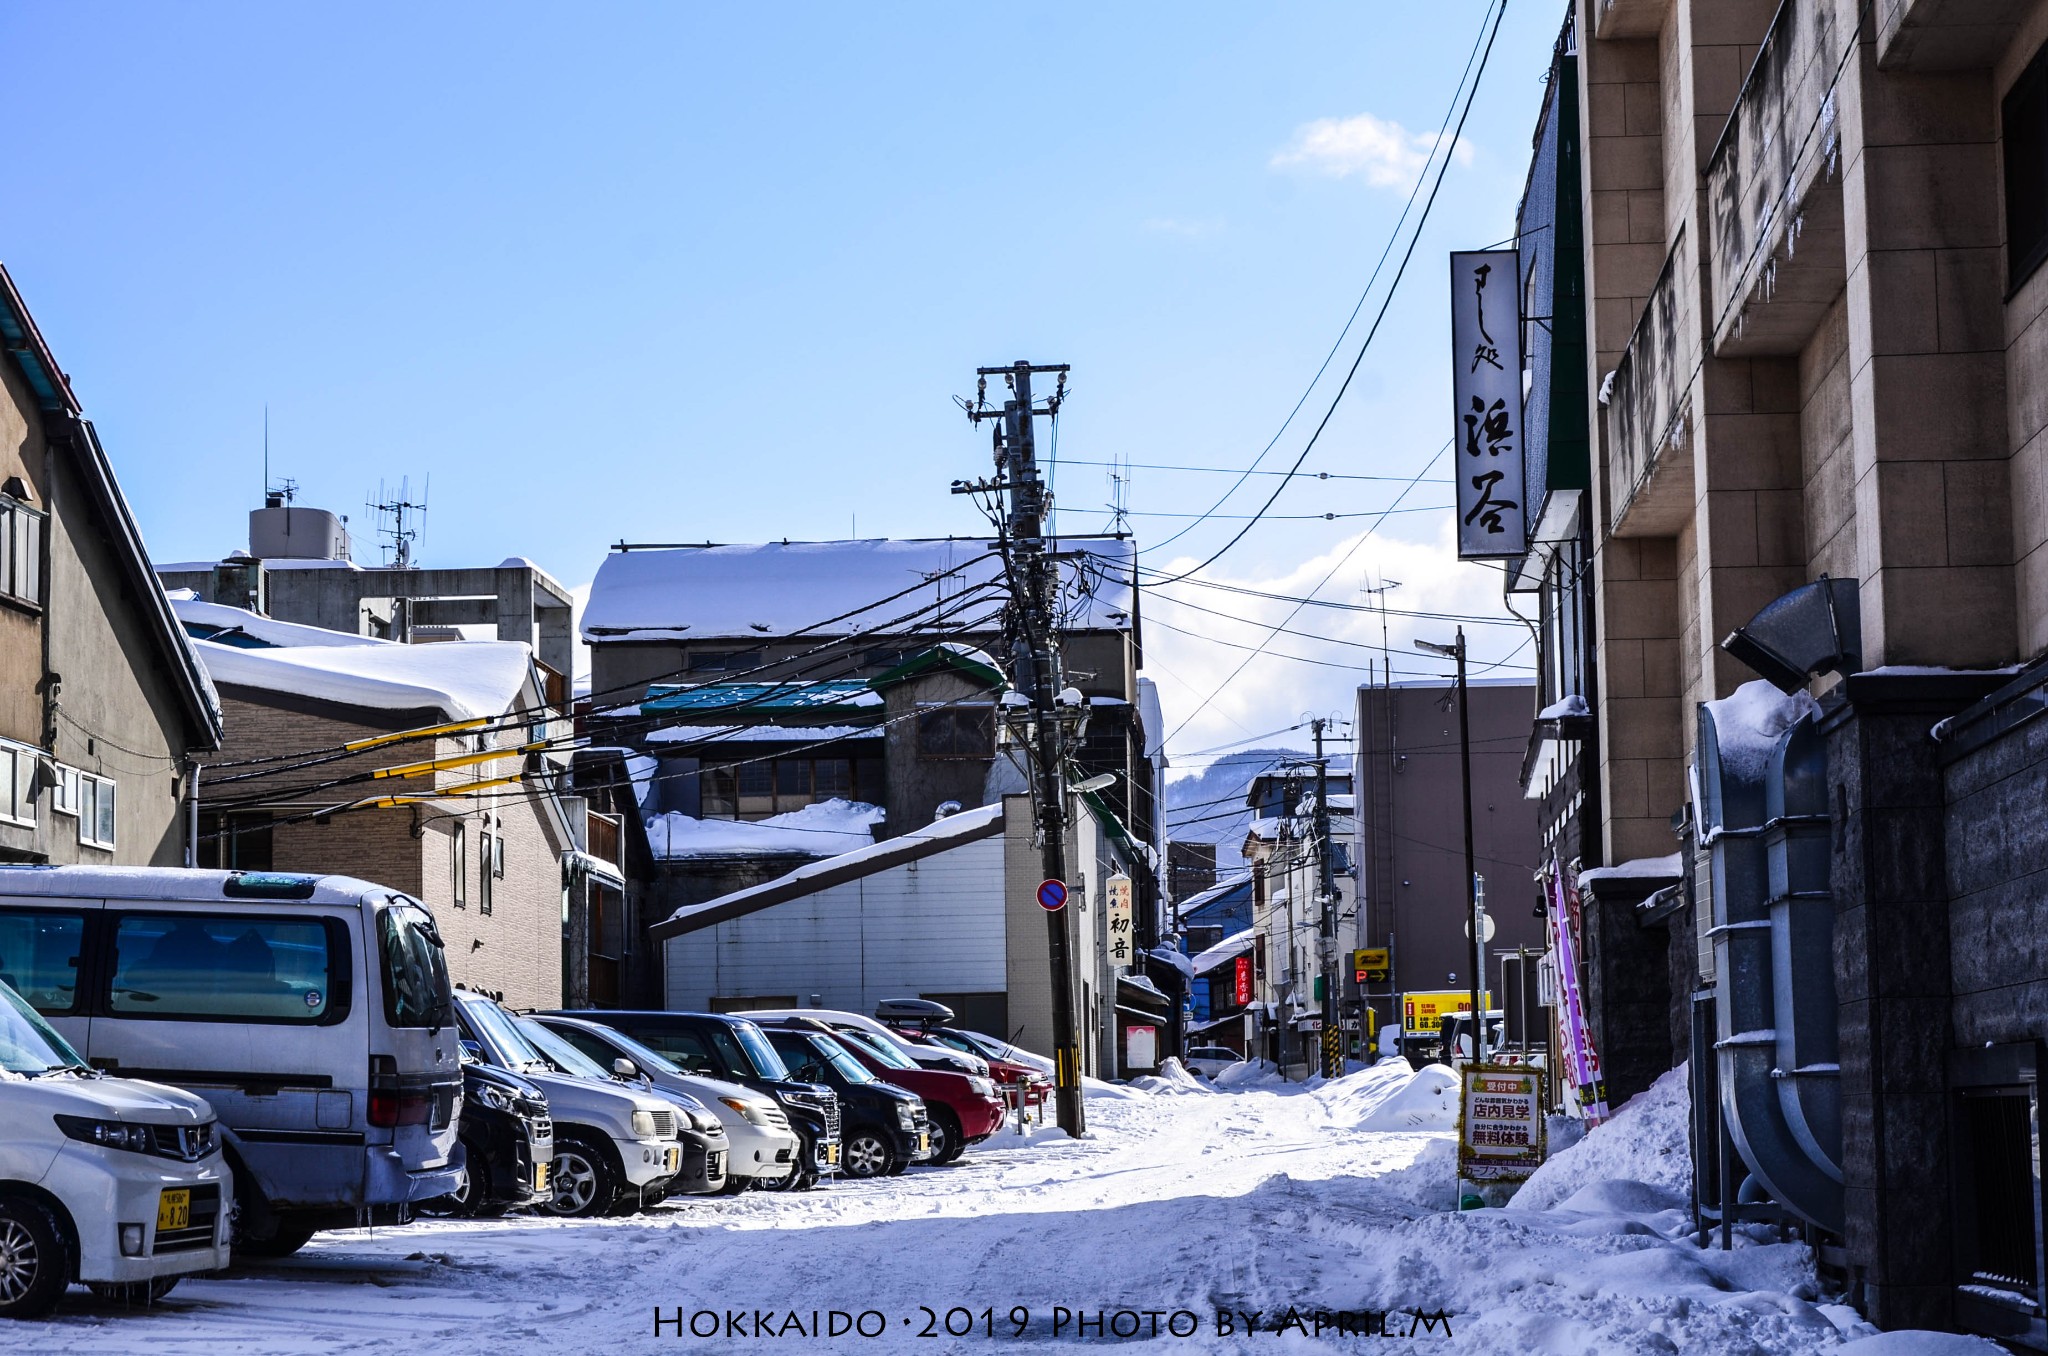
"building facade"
1509,1,2048,1340
0,266,221,869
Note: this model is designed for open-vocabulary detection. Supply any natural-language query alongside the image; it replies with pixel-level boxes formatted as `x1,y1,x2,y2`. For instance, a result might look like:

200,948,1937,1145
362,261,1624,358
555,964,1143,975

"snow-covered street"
16,1063,1944,1356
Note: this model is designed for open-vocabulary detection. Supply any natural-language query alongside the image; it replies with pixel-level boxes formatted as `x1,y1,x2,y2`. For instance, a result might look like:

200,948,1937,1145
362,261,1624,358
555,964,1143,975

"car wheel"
542,1136,618,1219
234,1219,318,1259
928,1109,965,1166
88,1276,179,1306
0,1197,69,1320
715,1174,752,1195
841,1128,895,1180
418,1136,502,1218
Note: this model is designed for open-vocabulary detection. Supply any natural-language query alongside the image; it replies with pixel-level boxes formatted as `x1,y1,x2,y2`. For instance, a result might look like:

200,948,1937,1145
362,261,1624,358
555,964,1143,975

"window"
195,811,273,871
451,826,467,908
1951,1044,2046,1342
109,913,344,1023
77,773,115,850
0,909,86,1013
0,496,44,608
0,743,35,828
688,649,763,673
917,706,995,759
2008,42,2048,290
490,824,506,879
477,826,494,916
379,901,451,1028
700,757,868,820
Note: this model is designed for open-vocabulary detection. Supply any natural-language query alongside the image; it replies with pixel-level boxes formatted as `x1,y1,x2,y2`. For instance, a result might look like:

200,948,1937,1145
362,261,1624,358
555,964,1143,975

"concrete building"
1351,681,1546,1036
0,265,221,868
1239,763,1359,1073
171,598,583,1010
1505,1,2048,1340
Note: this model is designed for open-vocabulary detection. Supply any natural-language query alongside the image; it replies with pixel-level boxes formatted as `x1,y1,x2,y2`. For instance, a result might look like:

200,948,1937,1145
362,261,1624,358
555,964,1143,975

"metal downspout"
1699,703,1844,1234
1763,714,1842,1188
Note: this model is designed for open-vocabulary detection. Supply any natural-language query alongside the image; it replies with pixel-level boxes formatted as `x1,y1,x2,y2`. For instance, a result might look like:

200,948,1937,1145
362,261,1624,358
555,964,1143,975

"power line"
1137,570,1528,628
1124,505,1452,521
1143,0,1510,585
1062,459,1429,483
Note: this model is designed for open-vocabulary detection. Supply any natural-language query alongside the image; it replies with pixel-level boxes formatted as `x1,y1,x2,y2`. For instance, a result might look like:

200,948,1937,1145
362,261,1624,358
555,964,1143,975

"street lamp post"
1415,628,1481,1064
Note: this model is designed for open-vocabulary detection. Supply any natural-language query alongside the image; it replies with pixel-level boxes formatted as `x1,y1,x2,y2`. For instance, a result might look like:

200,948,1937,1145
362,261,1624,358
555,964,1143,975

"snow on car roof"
581,537,1134,641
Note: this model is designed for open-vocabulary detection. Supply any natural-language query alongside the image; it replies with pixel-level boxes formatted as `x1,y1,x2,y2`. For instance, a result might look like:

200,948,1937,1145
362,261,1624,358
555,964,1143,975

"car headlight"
718,1096,769,1126
895,1102,916,1129
473,1082,516,1112
968,1076,995,1098
54,1115,218,1161
631,1110,660,1139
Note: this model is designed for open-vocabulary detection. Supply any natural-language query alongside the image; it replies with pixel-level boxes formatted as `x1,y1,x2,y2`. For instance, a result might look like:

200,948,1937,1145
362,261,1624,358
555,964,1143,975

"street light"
1415,628,1482,1064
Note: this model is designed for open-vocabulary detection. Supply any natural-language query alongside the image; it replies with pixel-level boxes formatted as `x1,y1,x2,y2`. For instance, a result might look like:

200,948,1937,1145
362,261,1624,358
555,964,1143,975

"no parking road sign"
1037,879,1068,912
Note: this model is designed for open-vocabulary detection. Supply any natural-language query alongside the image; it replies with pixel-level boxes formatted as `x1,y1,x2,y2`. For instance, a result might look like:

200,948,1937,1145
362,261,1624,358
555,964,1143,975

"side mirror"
612,1057,640,1080
460,1039,484,1062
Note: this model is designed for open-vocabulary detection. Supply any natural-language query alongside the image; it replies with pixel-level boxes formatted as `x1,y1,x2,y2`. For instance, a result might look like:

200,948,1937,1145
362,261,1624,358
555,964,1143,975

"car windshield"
0,980,86,1075
835,1026,917,1070
810,1035,877,1083
379,900,452,1028
515,1017,614,1079
958,1030,1022,1062
731,1021,791,1079
460,998,550,1075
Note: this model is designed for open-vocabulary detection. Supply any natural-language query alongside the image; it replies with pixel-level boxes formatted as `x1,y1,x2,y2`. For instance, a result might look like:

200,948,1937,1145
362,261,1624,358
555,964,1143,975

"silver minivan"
0,866,463,1257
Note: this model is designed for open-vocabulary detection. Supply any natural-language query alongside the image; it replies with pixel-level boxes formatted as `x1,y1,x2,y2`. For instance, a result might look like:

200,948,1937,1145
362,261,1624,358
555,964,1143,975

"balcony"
1603,232,1697,536
1705,0,1849,355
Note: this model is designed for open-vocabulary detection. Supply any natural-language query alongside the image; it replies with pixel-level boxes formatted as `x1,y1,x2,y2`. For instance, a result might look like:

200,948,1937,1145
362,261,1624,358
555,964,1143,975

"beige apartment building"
1530,0,2048,1341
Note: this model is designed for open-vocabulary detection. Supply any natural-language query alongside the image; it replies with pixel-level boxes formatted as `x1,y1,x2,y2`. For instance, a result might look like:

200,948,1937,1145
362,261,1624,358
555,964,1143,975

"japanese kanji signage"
1449,250,1529,558
1107,873,1133,967
1233,955,1253,1007
1458,1063,1546,1184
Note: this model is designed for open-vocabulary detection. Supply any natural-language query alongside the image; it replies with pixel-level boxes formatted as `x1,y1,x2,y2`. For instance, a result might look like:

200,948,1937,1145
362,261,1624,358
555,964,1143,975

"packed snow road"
17,1064,1926,1355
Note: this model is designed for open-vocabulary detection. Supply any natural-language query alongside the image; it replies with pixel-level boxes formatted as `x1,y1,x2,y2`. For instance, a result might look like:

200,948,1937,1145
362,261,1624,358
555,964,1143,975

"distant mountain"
1165,746,1352,871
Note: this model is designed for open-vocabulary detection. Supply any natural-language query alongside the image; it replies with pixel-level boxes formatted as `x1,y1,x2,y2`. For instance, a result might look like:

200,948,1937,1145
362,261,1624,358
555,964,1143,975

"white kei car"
0,979,231,1318
1184,1046,1246,1080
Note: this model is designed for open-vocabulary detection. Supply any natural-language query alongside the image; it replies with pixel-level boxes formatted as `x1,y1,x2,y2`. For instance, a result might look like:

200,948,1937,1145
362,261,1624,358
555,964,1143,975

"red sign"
1233,955,1252,1007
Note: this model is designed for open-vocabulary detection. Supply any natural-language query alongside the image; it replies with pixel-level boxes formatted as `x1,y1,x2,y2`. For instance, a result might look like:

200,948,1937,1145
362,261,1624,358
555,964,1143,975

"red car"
882,1021,1050,1109
760,1018,1003,1165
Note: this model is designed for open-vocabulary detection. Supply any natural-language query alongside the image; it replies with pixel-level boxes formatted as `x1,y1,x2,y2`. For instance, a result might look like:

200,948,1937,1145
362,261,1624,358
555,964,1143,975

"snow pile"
1538,693,1590,719
1704,679,1820,779
1129,1059,1212,1096
1319,1061,1461,1131
647,800,885,859
1835,1334,2009,1355
1578,852,1683,885
1510,1062,1692,1211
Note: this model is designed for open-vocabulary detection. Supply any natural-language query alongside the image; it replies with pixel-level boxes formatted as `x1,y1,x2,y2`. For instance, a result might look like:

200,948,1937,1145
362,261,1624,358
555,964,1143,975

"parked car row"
0,867,1050,1320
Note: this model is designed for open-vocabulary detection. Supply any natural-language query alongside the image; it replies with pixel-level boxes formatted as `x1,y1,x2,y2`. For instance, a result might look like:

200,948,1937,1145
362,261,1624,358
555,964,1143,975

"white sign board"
1106,873,1133,968
1449,250,1529,558
1458,1064,1546,1184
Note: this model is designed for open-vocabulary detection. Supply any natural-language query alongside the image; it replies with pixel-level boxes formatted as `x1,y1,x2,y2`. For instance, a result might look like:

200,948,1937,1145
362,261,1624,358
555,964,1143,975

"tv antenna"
368,476,428,569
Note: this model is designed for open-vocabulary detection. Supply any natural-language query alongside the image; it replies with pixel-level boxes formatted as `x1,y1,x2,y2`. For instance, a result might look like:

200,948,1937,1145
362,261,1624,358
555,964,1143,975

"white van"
0,866,463,1257
0,978,231,1318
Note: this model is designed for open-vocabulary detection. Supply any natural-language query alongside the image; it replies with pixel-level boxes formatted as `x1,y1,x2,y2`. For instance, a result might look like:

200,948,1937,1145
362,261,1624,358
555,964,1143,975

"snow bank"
1704,679,1820,779
1129,1059,1212,1096
1510,1062,1692,1211
1319,1061,1461,1131
1081,1075,1146,1101
1835,1333,2010,1355
647,799,884,859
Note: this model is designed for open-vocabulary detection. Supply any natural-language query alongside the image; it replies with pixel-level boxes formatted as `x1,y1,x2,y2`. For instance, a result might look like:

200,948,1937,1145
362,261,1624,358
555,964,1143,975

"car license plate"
534,1162,549,1193
157,1188,190,1232
665,1146,679,1172
918,1133,930,1156
825,1143,839,1166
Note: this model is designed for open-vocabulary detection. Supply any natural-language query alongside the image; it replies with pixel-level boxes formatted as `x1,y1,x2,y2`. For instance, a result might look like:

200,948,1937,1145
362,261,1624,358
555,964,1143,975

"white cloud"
1142,518,1532,765
1270,113,1475,188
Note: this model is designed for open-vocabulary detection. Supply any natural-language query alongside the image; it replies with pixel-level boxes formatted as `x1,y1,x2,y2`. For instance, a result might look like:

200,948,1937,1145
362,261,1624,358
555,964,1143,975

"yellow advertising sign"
1352,948,1390,983
1458,1063,1547,1183
1402,989,1492,1034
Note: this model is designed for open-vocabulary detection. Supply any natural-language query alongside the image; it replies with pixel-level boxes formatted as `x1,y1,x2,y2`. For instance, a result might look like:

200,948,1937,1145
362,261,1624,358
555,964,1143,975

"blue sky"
1,2,1564,756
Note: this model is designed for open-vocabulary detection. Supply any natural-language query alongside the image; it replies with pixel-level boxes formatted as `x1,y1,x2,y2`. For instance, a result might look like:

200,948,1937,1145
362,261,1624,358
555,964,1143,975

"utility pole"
958,359,1084,1136
1416,627,1481,1063
1311,718,1338,1076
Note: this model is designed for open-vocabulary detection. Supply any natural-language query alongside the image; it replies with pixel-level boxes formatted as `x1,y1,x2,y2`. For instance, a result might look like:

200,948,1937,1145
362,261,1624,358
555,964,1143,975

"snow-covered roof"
581,538,1135,641
643,723,881,745
1178,870,1253,917
647,799,884,860
651,801,1007,939
1189,927,1256,974
1577,853,1682,885
179,599,535,721
172,596,385,649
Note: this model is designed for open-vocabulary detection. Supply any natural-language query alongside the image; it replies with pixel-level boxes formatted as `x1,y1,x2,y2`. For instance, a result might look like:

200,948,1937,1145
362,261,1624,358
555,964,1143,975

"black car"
541,1010,842,1189
759,1025,929,1179
424,1058,553,1218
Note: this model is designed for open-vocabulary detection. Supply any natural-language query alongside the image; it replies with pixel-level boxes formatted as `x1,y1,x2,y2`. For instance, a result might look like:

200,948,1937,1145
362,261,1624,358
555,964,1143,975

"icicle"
1819,90,1840,178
